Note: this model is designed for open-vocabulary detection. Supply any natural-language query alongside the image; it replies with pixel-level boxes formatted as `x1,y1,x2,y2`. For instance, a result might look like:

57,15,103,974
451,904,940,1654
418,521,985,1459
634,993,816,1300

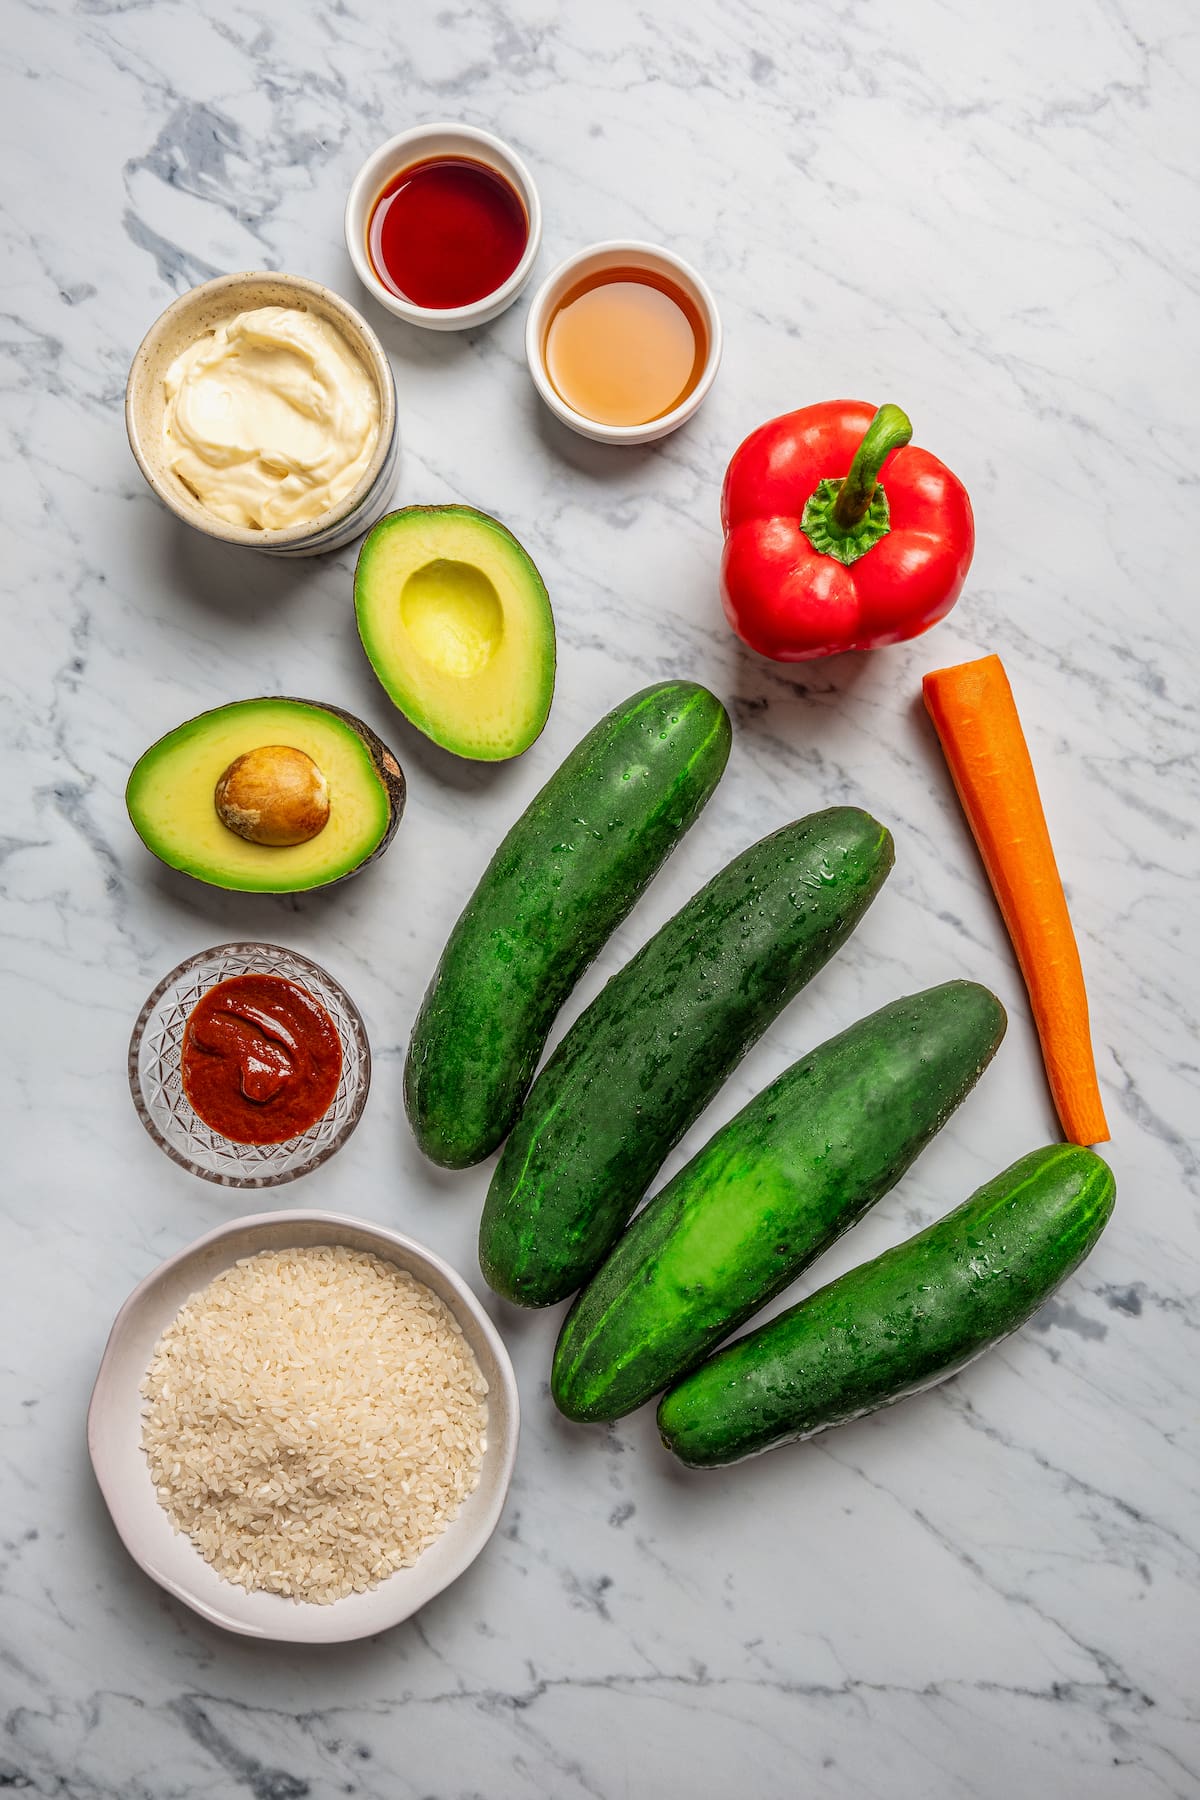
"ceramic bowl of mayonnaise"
126,272,399,558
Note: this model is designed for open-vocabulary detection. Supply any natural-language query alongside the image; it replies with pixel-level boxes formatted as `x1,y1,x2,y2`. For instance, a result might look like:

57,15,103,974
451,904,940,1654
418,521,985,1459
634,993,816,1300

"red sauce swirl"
181,974,341,1145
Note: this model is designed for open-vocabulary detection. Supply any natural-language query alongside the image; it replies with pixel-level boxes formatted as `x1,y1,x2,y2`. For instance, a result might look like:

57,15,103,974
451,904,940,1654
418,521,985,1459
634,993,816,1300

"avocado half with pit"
354,506,556,760
126,697,405,893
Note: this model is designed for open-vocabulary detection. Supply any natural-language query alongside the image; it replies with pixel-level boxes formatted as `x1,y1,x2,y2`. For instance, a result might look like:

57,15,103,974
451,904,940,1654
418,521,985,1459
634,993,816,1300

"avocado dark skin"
279,697,406,878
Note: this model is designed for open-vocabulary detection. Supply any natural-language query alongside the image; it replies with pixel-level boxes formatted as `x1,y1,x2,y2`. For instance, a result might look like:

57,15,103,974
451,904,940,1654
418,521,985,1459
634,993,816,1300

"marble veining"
2,0,1197,1794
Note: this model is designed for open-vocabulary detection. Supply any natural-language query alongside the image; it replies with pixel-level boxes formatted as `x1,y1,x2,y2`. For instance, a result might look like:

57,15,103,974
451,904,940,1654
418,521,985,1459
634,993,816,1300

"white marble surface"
2,1,1197,1794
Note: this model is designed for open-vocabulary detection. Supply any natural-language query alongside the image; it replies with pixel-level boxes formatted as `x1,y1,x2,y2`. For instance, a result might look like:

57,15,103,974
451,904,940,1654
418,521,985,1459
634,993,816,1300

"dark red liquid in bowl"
367,156,529,310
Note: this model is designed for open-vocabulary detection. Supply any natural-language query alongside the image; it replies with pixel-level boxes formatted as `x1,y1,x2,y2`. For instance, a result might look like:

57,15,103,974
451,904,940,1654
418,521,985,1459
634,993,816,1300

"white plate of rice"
87,1211,519,1642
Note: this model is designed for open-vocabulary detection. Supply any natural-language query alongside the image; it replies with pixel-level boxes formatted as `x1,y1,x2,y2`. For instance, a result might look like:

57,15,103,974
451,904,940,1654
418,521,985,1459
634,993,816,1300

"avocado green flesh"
126,698,395,893
355,505,556,762
552,981,1008,1422
657,1144,1116,1467
405,682,732,1169
479,807,895,1308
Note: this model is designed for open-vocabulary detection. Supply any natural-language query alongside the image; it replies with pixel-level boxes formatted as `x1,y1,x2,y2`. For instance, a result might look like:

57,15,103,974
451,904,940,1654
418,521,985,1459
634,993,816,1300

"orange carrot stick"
923,653,1109,1146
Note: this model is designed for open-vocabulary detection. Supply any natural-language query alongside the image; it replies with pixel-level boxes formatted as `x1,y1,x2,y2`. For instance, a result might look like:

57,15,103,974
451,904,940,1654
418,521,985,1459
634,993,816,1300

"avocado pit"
214,745,330,847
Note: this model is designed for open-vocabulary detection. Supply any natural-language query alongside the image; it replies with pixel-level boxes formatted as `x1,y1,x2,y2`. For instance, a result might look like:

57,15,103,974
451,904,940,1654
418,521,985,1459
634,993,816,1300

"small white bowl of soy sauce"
525,241,723,445
345,123,542,331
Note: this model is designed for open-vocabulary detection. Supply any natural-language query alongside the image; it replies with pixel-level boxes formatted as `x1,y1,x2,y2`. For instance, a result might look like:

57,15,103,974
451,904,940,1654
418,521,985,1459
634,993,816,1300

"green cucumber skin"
404,682,731,1169
552,981,1007,1422
479,807,895,1307
657,1144,1116,1468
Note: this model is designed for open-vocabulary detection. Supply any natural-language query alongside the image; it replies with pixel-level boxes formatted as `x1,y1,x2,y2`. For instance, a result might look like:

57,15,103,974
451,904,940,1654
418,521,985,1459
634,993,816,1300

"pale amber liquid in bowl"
543,268,709,428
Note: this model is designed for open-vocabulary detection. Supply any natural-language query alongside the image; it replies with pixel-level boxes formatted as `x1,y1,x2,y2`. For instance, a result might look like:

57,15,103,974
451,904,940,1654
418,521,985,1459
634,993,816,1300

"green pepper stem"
830,405,913,531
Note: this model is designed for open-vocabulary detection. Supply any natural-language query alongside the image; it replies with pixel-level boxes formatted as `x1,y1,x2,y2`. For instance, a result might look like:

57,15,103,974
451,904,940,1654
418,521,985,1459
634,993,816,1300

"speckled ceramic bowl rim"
525,239,723,444
87,1210,520,1643
125,271,397,549
127,940,371,1187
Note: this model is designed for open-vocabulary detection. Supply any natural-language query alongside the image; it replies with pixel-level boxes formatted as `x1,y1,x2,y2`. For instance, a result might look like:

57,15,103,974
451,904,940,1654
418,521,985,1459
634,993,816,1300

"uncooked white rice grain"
140,1246,488,1604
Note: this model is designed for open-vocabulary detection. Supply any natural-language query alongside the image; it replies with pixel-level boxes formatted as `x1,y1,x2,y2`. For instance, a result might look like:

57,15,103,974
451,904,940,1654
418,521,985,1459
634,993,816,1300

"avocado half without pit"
354,506,556,761
126,697,405,893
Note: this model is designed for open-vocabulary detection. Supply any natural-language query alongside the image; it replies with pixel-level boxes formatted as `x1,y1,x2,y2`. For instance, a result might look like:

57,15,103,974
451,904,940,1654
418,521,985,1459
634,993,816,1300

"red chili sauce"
366,155,528,309
181,974,341,1146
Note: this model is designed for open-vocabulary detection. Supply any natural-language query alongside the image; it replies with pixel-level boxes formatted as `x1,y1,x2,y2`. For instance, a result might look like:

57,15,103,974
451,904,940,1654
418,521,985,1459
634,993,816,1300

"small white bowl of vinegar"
525,241,722,444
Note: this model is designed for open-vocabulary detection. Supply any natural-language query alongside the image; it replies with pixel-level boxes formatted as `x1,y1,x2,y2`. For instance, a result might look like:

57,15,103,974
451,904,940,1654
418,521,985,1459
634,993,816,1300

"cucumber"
658,1144,1115,1467
553,981,1007,1421
404,682,731,1168
479,807,894,1306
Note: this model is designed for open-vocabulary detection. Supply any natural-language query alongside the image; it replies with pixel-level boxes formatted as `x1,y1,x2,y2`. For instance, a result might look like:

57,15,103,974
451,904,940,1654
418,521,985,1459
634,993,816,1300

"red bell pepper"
719,401,974,661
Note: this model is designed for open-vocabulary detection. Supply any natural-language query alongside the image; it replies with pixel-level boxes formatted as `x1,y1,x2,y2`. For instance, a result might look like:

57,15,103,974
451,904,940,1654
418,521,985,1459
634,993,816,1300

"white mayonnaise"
163,306,380,531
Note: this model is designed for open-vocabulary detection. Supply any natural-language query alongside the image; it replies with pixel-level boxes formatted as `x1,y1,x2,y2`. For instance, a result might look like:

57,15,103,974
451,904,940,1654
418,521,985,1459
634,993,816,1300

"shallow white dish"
525,240,722,444
345,123,542,331
88,1211,519,1643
